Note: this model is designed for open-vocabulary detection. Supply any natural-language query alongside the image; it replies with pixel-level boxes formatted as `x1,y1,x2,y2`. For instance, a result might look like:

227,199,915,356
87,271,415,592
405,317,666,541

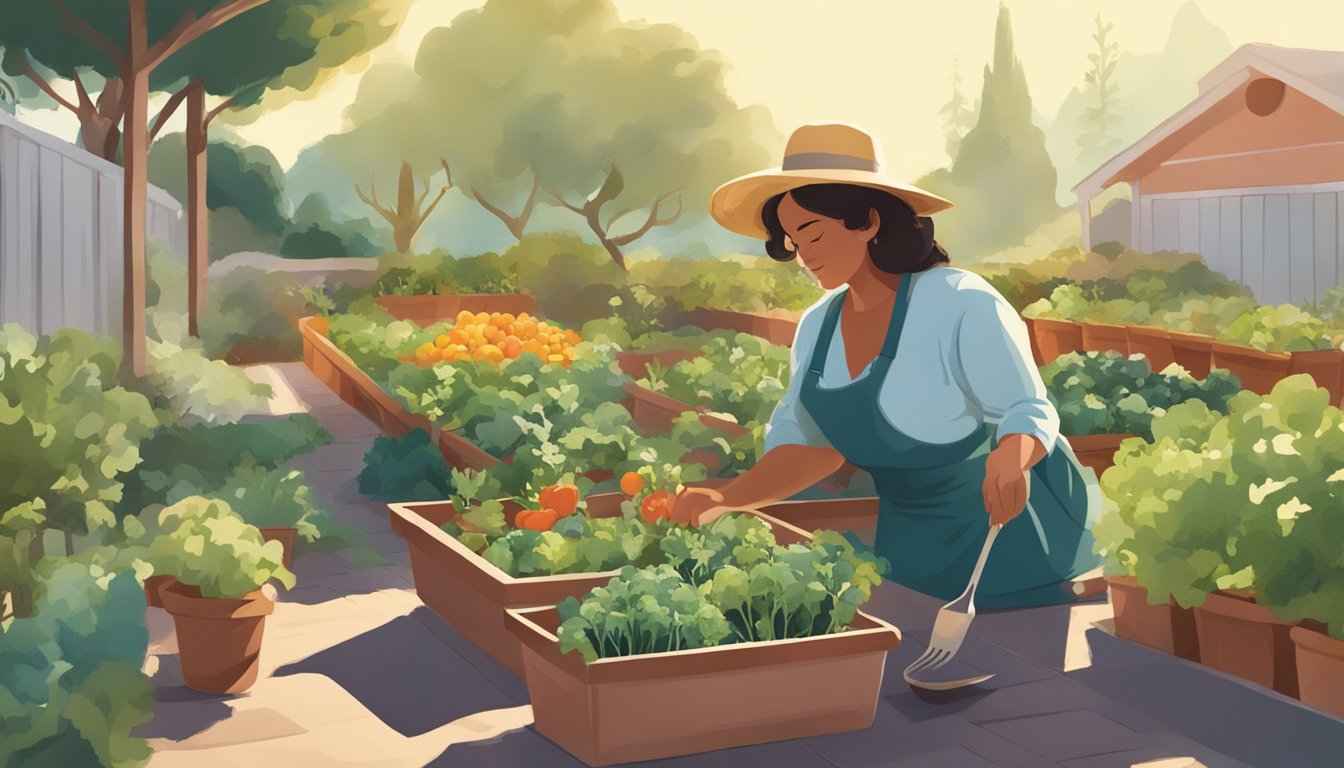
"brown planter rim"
1290,624,1344,660
1126,325,1171,340
620,381,750,440
160,581,275,620
144,574,176,609
1211,341,1293,364
1167,330,1215,346
259,526,297,569
1198,589,1294,626
506,600,901,687
1065,433,1135,452
299,316,435,436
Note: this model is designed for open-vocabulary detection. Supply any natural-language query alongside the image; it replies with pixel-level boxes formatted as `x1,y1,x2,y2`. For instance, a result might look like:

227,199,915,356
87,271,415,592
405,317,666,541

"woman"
672,122,1103,609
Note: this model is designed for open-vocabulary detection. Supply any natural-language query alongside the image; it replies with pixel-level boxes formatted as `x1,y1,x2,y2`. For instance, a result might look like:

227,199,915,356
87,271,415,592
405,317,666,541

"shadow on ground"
134,656,234,742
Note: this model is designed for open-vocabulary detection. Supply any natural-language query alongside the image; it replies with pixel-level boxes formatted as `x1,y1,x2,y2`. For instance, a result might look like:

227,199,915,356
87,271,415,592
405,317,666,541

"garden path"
135,362,1344,768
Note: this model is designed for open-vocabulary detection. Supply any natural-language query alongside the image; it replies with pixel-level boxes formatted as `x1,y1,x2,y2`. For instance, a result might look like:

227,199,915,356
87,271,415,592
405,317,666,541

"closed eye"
810,233,823,243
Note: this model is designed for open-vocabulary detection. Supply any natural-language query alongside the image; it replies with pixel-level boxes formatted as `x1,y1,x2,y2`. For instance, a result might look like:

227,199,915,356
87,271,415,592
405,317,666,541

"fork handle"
965,523,1002,605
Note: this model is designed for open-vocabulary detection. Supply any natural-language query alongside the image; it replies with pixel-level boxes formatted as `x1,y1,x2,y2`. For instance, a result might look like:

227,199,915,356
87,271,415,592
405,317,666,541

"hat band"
781,152,879,173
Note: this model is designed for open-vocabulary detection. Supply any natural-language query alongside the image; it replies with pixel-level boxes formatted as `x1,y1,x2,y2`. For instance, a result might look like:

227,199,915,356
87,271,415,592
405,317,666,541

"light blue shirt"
764,266,1059,454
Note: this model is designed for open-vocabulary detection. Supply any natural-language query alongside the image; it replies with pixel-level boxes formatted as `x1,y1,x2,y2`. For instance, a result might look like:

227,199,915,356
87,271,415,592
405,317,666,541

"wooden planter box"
1167,331,1215,379
1289,348,1344,407
1029,318,1083,364
1192,590,1299,697
506,594,900,765
374,293,540,327
1021,317,1046,366
1125,326,1176,371
1210,342,1293,395
389,500,814,678
757,497,879,546
615,348,702,378
619,382,749,440
1065,434,1133,479
1290,624,1344,719
685,307,799,347
1080,321,1130,356
1105,575,1200,662
299,316,435,439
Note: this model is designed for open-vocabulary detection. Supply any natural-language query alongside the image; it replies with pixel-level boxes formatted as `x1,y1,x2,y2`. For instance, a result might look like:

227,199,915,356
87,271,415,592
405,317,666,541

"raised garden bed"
300,316,434,440
1080,321,1130,356
1290,624,1344,719
1288,348,1344,406
1210,342,1293,396
503,510,901,765
1125,326,1176,371
388,501,865,678
756,497,878,546
620,382,749,440
1167,331,1215,379
374,293,540,327
614,348,702,378
1066,434,1132,479
1029,318,1083,365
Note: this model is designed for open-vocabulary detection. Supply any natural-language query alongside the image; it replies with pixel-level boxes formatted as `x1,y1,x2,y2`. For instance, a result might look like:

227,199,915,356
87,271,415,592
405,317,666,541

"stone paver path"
138,362,1344,768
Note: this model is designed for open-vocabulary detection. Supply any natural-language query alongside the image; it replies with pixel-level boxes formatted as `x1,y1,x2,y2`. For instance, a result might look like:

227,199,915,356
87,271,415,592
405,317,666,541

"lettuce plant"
145,497,295,599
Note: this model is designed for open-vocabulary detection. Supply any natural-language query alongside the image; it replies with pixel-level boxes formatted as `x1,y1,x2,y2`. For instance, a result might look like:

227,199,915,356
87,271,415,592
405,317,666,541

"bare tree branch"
145,0,271,72
148,82,192,144
440,158,454,189
355,174,397,224
70,68,95,113
20,56,78,114
471,173,539,240
204,92,241,126
609,190,684,247
50,0,126,73
543,187,584,214
414,187,450,230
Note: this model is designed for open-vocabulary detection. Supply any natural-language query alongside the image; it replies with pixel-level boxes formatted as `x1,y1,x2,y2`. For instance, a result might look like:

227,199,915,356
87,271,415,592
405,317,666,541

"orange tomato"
547,354,565,364
456,310,475,325
515,508,559,531
502,337,522,358
450,328,469,345
474,343,505,363
414,348,429,365
640,492,675,525
565,329,581,344
518,312,531,322
474,311,491,325
434,334,451,349
620,471,644,496
539,484,579,518
520,340,546,357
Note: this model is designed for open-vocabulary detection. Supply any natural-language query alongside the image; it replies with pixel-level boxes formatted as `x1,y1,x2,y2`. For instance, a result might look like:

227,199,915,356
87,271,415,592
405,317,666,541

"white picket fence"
0,109,184,342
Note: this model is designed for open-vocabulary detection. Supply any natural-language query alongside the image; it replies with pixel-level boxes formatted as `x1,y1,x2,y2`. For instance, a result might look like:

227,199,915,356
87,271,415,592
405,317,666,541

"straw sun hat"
709,122,955,241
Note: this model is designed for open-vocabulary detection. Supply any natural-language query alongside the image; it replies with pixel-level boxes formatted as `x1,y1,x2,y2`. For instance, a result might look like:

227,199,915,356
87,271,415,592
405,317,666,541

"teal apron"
799,275,1103,609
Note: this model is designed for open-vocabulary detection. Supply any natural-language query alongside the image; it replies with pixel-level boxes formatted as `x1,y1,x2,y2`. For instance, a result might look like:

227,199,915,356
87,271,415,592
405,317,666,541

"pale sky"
17,0,1344,180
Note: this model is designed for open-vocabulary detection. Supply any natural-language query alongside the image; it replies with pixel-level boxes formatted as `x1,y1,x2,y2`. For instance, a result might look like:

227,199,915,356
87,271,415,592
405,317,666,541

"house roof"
1072,43,1344,197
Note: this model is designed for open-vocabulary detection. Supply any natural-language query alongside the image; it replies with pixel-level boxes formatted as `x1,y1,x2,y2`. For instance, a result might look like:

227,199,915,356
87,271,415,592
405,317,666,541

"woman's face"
776,192,879,290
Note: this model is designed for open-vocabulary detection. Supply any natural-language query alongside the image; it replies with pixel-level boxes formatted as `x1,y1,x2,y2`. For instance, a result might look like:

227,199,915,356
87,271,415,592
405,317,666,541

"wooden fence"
0,110,184,341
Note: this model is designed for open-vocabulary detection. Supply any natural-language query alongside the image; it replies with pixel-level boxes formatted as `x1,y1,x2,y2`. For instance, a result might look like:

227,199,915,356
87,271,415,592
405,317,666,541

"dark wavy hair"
760,184,950,274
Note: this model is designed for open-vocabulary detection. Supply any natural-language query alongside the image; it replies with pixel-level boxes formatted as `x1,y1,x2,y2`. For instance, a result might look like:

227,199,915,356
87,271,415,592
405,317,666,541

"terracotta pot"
388,502,812,678
144,574,176,609
374,293,540,327
1029,318,1083,365
1192,590,1298,697
615,348,702,378
1080,321,1130,356
1125,326,1176,371
1211,342,1293,395
1167,331,1215,379
259,527,297,569
1105,575,1200,662
161,581,275,695
1289,348,1344,407
508,603,900,766
1065,434,1134,479
1290,624,1344,718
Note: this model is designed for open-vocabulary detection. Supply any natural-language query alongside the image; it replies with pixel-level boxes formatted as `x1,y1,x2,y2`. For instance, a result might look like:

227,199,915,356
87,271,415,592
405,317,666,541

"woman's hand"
982,433,1045,526
670,486,731,527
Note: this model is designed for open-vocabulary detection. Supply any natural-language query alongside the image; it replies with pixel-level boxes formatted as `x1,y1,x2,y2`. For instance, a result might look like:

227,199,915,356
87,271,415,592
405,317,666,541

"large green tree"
917,3,1063,257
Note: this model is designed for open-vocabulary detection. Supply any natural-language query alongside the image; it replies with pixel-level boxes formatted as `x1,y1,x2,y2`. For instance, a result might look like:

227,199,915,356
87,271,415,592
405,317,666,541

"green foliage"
138,308,272,424
478,516,663,578
357,430,457,502
1041,351,1241,439
640,332,790,427
1093,376,1344,621
146,497,295,599
1221,304,1335,352
556,516,889,661
0,325,158,546
147,133,287,235
0,564,153,768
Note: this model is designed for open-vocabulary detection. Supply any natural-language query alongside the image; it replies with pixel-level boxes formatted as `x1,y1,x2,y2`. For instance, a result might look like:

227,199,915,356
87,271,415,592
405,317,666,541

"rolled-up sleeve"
953,290,1059,453
763,309,832,453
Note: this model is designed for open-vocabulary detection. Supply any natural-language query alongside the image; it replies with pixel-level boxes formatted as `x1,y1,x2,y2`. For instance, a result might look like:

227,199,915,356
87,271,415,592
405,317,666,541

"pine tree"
939,55,976,160
1077,14,1124,165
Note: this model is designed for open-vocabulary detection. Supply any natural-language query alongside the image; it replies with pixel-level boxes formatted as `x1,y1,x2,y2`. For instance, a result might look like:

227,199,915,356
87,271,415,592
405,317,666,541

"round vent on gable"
1246,77,1286,116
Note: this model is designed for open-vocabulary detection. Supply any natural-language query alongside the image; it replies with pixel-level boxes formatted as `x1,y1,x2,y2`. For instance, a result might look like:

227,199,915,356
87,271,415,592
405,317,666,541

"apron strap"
806,274,915,378
877,272,914,361
806,290,848,377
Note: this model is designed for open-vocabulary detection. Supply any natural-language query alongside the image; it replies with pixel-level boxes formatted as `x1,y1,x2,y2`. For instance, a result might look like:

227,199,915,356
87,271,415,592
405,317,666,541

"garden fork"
903,523,1002,684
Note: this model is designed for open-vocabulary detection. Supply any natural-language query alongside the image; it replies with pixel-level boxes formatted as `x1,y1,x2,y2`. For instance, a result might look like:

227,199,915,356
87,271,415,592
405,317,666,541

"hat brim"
709,168,955,241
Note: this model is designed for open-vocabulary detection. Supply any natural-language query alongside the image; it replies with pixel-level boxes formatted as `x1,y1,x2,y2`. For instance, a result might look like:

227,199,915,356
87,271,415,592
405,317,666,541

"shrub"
357,430,457,501
146,497,295,598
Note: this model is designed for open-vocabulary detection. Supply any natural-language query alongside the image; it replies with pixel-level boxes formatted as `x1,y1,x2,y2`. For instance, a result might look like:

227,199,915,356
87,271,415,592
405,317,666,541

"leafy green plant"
146,497,295,598
357,429,457,501
1220,304,1334,352
137,308,273,424
639,333,790,427
0,563,154,768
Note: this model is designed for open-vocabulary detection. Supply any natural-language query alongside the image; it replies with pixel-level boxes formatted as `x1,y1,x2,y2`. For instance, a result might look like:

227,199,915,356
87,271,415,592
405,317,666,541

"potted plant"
1125,325,1176,371
1213,305,1331,394
505,522,898,766
147,496,295,694
190,465,325,569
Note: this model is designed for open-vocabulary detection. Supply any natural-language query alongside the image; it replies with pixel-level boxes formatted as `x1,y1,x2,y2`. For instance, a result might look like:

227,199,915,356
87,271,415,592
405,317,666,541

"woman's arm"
672,444,847,526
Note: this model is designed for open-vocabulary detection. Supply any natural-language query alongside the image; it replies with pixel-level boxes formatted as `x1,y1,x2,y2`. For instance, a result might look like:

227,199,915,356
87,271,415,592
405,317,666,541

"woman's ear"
858,208,881,241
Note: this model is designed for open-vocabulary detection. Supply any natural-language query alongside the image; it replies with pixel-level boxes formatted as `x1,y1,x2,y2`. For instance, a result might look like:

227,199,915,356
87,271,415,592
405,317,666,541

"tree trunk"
186,81,208,337
394,162,415,252
581,205,627,270
120,15,150,383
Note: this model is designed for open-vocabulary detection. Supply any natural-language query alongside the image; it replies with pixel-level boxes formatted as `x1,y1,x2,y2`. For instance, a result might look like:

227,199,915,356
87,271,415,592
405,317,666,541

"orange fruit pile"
410,310,582,368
